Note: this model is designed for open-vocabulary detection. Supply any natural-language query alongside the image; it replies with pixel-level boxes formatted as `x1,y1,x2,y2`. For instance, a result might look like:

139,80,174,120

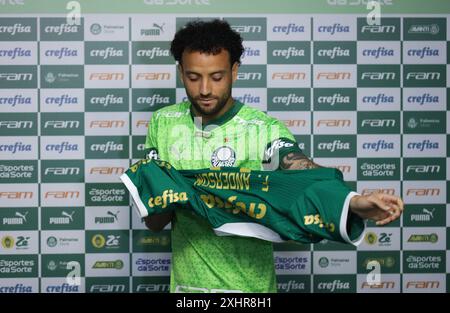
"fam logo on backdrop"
0,66,37,89
86,277,129,293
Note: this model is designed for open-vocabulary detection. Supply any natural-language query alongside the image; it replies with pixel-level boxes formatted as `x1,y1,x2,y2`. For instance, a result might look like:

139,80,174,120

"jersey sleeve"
262,118,303,170
143,113,160,160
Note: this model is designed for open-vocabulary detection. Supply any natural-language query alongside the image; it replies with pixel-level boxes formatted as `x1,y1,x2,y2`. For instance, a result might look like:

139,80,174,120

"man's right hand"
143,212,174,232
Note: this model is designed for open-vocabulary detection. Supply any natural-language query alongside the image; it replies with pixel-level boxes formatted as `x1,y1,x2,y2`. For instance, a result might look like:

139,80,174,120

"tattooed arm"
263,137,322,171
280,151,322,170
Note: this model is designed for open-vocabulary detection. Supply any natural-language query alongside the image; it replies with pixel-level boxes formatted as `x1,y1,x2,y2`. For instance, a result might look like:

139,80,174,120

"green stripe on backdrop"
0,0,449,14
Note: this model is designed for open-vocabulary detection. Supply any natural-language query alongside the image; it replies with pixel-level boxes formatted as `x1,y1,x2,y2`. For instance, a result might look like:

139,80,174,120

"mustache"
194,96,219,100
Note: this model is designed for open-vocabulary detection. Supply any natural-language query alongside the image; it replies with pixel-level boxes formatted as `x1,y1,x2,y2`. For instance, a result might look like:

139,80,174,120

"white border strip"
339,191,367,246
120,173,149,218
214,222,286,243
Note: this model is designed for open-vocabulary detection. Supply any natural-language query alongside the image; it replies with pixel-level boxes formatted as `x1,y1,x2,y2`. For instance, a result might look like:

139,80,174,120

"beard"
186,87,232,118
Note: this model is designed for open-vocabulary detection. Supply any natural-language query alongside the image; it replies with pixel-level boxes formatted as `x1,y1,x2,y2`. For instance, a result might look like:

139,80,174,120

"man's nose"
199,78,212,96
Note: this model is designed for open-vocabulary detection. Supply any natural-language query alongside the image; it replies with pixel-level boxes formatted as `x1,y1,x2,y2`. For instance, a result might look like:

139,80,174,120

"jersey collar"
189,99,244,131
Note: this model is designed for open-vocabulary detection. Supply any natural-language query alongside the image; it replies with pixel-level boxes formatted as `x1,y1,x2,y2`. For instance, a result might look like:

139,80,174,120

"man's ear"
231,62,239,83
177,63,184,86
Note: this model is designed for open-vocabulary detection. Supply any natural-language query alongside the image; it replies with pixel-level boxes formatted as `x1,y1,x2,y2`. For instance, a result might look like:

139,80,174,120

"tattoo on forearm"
280,152,322,170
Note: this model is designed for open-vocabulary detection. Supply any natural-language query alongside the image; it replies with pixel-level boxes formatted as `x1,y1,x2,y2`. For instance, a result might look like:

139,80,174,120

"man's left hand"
349,193,404,226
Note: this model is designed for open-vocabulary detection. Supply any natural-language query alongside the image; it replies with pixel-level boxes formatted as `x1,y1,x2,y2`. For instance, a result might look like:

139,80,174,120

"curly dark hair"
170,19,244,67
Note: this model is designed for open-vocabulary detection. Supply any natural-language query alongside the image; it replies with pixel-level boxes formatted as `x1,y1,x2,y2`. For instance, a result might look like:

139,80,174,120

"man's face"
179,49,238,117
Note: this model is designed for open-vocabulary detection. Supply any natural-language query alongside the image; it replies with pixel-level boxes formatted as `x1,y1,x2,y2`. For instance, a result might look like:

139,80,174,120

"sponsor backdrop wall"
0,0,449,293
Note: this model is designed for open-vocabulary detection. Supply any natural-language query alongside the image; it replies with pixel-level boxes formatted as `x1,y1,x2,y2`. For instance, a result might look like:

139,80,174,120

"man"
142,19,403,293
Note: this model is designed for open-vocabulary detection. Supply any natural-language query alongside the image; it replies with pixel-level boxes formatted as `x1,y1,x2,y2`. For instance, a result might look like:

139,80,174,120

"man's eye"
188,76,199,81
212,76,222,81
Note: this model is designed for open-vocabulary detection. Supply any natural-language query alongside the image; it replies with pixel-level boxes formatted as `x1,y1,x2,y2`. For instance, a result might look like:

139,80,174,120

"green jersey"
144,100,301,293
121,158,365,244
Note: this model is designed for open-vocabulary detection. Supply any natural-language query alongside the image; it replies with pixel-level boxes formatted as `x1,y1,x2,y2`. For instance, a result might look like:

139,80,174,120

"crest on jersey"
211,146,236,167
144,147,159,160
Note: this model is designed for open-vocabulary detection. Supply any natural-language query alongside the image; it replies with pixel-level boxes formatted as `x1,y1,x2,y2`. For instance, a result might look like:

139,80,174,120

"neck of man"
192,96,235,125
